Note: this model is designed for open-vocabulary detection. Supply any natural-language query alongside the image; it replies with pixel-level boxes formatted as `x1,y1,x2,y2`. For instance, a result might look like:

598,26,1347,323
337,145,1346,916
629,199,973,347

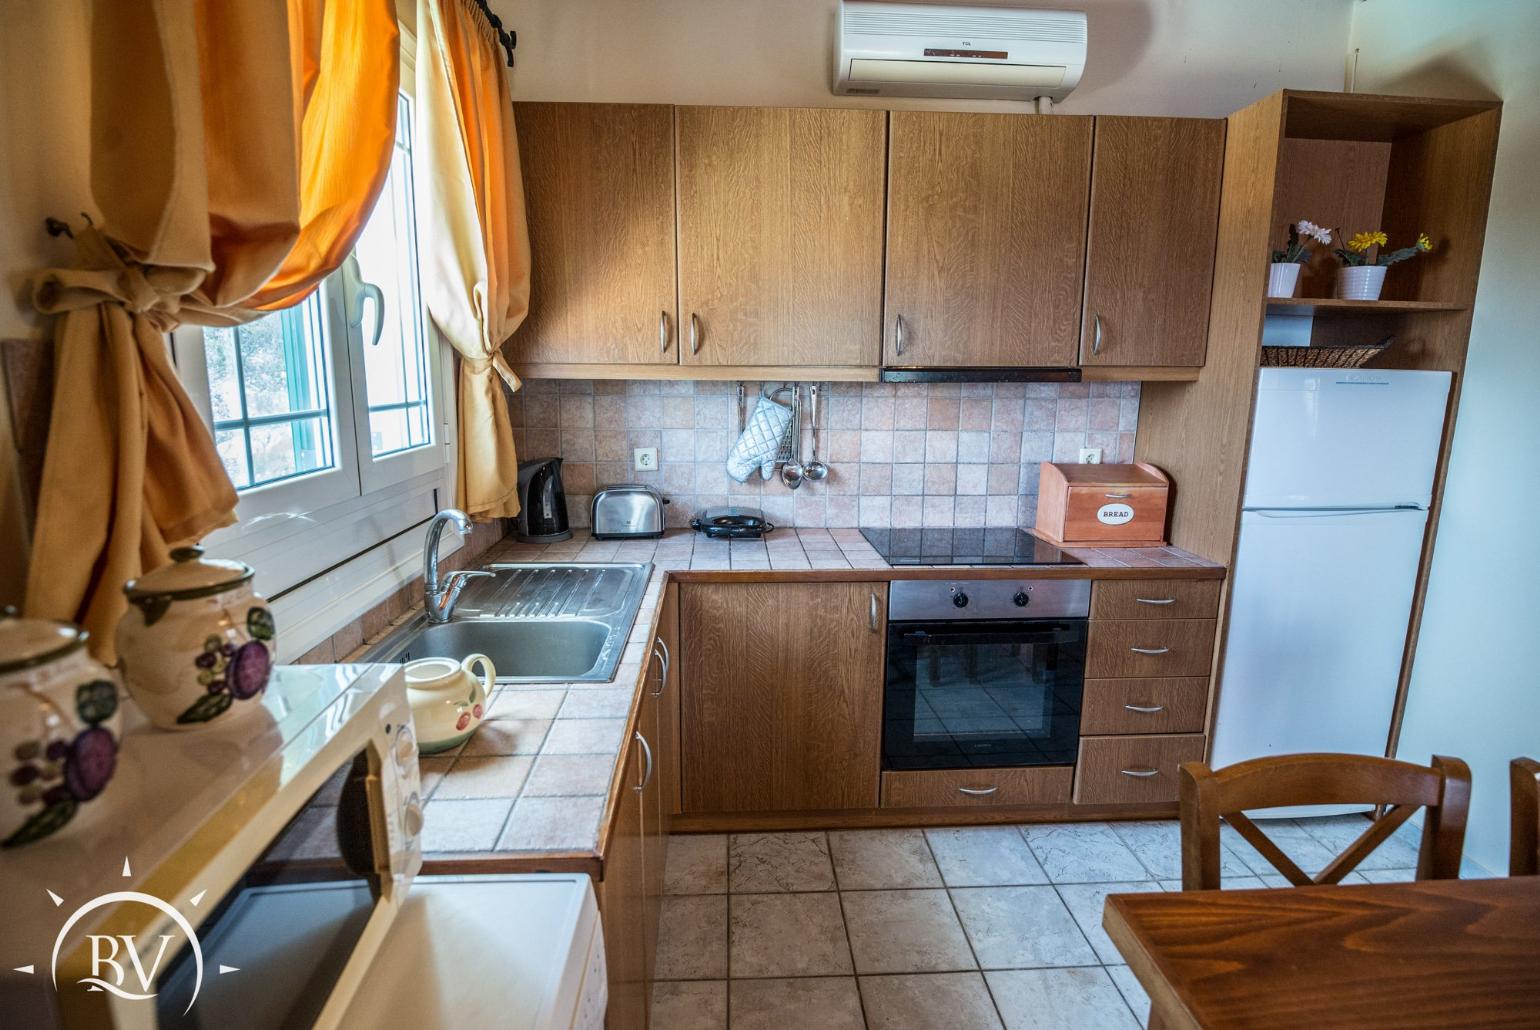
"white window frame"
170,25,465,661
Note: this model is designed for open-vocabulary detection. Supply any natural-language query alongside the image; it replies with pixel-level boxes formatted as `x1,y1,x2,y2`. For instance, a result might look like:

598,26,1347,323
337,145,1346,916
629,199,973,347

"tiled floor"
651,818,1426,1029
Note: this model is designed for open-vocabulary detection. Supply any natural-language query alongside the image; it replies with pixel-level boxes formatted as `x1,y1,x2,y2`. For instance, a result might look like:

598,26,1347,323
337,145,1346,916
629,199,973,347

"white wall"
1349,0,1540,874
495,0,1352,116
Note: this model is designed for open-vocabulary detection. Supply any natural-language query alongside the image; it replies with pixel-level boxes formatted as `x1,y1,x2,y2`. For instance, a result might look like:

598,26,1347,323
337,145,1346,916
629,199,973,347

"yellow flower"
1348,230,1389,253
1417,233,1434,252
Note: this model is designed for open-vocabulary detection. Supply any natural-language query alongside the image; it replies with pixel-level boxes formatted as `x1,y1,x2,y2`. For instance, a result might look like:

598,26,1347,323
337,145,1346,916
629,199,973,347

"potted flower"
1269,220,1332,298
1333,230,1434,300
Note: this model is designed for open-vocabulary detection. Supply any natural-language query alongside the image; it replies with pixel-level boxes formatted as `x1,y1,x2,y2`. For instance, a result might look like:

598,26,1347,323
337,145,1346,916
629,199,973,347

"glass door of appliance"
883,619,1086,770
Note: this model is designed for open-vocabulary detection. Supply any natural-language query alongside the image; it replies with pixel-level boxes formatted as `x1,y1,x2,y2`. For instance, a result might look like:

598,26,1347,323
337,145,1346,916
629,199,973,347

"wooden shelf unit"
1134,89,1502,764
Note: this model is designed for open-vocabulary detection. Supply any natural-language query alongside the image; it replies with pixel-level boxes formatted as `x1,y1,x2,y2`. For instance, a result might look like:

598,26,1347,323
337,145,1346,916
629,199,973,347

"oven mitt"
726,391,792,483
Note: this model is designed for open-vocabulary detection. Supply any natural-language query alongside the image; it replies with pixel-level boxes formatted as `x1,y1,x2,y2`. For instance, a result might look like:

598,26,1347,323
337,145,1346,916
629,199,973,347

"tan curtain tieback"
31,228,207,333
460,349,522,392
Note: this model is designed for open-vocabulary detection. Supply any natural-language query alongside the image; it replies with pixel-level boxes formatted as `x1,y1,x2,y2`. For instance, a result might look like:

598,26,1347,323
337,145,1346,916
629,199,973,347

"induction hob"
858,528,1084,567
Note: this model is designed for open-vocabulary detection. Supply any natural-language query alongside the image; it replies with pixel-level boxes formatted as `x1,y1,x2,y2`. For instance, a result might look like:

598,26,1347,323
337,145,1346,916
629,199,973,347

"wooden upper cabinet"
885,112,1092,368
680,581,885,813
1080,116,1225,367
675,106,886,368
512,102,678,365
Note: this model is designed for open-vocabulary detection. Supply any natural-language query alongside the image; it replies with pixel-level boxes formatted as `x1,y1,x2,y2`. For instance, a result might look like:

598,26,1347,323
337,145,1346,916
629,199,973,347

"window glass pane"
354,93,433,459
202,293,336,491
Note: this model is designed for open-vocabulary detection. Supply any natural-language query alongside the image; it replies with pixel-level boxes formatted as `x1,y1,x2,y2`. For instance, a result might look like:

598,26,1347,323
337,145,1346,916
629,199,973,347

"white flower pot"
1335,264,1388,301
1267,262,1302,299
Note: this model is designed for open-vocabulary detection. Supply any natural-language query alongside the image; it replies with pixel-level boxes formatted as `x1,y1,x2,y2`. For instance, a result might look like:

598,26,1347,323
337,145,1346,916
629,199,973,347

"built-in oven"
883,578,1090,771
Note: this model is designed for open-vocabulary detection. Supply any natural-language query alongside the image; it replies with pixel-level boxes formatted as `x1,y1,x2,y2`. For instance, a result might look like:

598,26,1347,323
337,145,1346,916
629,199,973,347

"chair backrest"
1178,752,1470,890
1512,757,1540,876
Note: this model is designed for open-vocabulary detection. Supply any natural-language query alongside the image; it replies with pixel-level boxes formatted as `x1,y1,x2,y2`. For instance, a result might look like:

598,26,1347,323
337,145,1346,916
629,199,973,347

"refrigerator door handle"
1249,507,1424,519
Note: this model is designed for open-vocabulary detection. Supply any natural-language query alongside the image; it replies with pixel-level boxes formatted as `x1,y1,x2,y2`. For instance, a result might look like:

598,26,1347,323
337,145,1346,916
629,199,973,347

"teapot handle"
460,653,495,699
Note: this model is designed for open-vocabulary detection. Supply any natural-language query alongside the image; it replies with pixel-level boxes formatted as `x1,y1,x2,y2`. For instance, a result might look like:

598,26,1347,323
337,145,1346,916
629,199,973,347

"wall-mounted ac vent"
833,2,1087,102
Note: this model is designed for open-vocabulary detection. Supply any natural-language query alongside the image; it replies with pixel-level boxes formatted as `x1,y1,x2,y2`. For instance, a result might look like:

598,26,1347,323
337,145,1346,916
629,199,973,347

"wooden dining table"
1102,876,1540,1029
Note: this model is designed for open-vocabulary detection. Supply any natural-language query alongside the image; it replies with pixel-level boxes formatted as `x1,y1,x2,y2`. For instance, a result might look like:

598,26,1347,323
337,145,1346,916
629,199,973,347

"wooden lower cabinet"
1086,618,1218,678
679,581,886,814
1074,734,1206,805
1090,579,1222,621
881,767,1072,809
600,736,649,1030
1080,677,1210,736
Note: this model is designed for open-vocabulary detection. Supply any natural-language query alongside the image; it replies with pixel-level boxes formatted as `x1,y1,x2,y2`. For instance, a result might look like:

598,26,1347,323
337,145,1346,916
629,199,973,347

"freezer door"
1211,508,1429,772
1245,368,1451,509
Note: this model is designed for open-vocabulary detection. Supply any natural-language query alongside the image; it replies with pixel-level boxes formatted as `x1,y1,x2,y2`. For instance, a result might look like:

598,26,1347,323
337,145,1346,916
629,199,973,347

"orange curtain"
415,0,531,520
26,0,398,660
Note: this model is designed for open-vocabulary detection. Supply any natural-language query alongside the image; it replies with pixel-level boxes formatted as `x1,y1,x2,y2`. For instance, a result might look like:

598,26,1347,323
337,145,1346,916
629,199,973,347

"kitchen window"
173,72,458,636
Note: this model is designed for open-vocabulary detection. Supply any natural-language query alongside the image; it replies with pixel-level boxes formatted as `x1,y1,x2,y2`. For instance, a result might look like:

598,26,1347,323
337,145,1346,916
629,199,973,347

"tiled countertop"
414,528,1222,871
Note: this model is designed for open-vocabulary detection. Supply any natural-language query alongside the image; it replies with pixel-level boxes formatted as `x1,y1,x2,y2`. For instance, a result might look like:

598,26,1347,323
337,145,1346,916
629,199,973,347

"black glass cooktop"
858,528,1084,567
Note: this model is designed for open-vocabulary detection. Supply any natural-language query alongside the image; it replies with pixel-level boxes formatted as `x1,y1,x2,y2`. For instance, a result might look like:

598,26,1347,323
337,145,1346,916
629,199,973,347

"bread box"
1035,462,1170,547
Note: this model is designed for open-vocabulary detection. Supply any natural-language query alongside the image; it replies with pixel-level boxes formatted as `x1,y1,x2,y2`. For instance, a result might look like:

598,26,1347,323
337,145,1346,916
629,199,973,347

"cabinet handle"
650,639,670,698
957,785,1000,796
1104,491,1132,499
689,312,701,355
659,310,671,354
894,314,906,357
1121,767,1159,778
634,731,654,793
1135,597,1176,606
1130,646,1170,655
1123,704,1166,714
1092,313,1104,355
869,592,880,632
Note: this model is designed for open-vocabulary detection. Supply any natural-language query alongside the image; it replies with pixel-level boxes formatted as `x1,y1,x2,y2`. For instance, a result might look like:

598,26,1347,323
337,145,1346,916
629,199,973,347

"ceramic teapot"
117,546,276,730
405,654,495,753
0,611,124,848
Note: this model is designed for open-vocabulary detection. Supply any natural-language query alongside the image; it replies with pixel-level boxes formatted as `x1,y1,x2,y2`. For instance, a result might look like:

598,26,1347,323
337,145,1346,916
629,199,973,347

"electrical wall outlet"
633,447,658,472
1078,447,1103,464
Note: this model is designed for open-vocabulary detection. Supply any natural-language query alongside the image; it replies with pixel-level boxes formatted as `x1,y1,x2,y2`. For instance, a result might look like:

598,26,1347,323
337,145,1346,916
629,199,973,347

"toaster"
591,484,668,539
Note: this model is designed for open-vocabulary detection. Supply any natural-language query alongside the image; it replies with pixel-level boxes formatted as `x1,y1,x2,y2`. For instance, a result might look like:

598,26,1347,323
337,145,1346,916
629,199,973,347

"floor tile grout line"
920,828,1003,1029
825,831,871,1026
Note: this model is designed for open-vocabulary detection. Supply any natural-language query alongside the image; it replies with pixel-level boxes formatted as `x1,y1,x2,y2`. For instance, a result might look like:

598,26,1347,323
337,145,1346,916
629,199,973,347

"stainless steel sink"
362,563,651,683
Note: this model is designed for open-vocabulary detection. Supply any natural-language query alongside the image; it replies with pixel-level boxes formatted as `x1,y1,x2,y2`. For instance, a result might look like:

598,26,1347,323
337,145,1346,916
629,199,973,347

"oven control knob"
1013,591,1030,607
952,592,970,608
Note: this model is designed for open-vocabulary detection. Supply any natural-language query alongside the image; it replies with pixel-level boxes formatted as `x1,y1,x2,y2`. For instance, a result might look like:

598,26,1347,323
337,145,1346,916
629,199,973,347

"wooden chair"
1512,757,1540,876
1178,752,1471,891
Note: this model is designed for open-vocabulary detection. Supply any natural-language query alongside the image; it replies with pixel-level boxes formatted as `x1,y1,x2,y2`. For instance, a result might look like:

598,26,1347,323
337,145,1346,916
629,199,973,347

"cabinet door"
513,102,678,365
638,697,666,1011
653,583,681,817
676,106,885,368
885,112,1092,368
1079,116,1224,367
680,581,885,813
600,738,648,1030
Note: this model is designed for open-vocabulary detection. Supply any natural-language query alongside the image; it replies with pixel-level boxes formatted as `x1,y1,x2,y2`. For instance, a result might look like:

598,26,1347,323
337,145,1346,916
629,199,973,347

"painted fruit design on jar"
4,680,119,848
177,606,276,725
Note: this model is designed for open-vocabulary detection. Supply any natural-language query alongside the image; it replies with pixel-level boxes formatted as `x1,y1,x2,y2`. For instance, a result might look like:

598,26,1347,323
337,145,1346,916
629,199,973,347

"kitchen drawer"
1086,619,1217,678
881,767,1073,809
1073,734,1205,805
1091,579,1221,621
1080,677,1209,735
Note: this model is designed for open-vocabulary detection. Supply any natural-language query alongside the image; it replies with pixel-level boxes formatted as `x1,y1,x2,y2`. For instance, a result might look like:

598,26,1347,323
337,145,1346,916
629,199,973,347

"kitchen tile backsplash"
508,380,1139,530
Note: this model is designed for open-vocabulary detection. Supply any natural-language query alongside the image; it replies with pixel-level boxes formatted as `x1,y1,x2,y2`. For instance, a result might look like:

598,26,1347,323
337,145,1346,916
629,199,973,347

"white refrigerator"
1210,368,1451,778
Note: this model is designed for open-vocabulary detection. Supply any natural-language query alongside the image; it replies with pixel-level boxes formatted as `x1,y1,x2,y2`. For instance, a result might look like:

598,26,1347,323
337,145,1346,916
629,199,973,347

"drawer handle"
1130,646,1171,656
1104,491,1131,499
1121,768,1159,779
1135,597,1176,606
957,785,1000,796
1123,704,1166,714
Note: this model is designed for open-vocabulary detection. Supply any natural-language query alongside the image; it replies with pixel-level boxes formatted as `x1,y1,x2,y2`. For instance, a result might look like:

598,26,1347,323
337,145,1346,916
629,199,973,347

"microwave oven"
1,663,424,1028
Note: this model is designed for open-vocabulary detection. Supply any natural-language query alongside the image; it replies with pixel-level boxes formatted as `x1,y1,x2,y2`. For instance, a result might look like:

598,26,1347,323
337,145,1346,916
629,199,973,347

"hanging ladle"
804,383,829,481
781,384,805,489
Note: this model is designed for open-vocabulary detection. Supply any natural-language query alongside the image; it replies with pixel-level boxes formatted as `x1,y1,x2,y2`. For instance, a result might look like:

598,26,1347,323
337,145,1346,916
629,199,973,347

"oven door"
883,618,1087,771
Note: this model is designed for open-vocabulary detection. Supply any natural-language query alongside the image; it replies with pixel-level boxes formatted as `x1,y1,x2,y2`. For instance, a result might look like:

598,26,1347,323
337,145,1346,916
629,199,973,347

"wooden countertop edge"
665,565,1225,583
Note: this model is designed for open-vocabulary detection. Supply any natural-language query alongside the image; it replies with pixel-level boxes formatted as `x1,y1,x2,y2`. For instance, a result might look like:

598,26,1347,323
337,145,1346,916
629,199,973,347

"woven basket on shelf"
1261,342,1391,368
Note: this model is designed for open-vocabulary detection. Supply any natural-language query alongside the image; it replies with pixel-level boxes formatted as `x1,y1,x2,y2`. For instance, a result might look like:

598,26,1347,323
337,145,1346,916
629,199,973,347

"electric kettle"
515,457,572,543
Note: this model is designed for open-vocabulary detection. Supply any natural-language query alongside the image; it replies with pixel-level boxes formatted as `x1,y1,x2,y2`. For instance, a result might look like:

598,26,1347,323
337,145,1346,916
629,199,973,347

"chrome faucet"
423,509,494,624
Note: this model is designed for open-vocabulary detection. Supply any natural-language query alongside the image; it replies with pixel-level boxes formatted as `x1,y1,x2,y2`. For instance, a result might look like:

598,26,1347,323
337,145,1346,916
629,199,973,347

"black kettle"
515,457,572,543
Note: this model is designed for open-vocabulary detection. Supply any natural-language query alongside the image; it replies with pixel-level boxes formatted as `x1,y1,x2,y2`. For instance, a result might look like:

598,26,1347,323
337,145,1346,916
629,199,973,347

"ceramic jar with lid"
117,546,277,730
0,611,124,848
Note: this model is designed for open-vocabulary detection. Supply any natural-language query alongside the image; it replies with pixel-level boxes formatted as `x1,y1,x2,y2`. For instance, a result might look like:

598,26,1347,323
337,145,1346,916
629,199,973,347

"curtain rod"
467,0,517,68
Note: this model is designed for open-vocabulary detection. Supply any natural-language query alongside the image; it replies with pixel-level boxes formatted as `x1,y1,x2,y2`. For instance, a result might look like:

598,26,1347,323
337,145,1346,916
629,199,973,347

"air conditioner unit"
833,2,1087,102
